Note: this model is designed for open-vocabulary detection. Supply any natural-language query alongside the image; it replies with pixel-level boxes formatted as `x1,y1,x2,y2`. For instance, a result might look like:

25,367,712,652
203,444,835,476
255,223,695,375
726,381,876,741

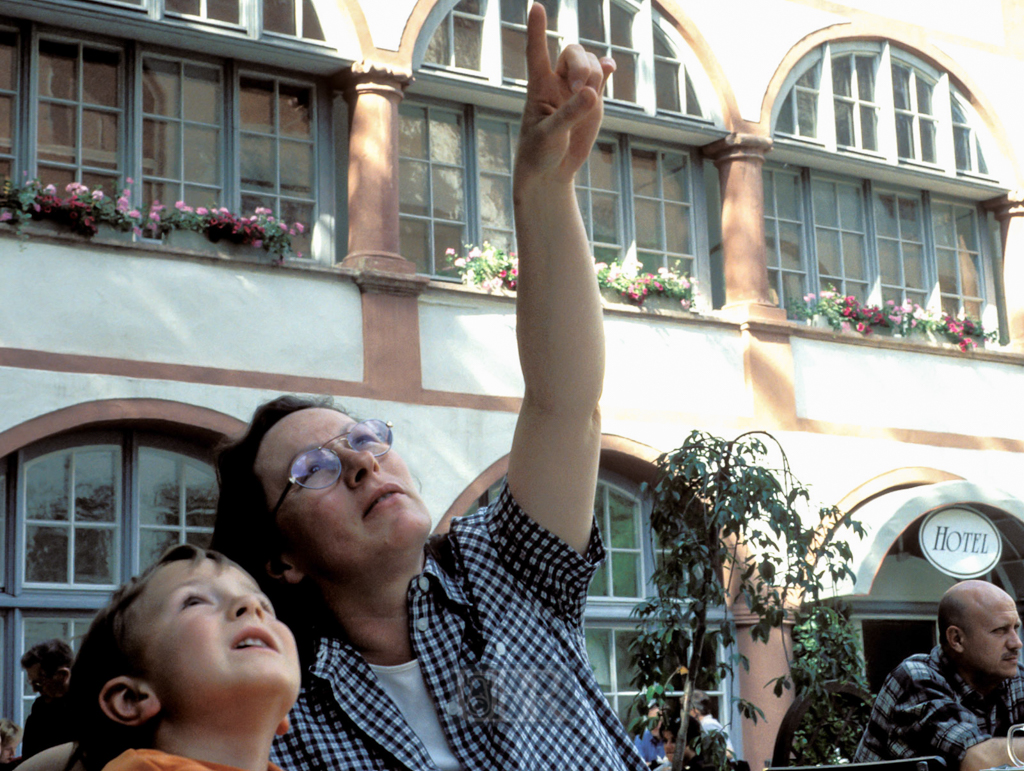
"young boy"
0,718,23,767
68,544,300,771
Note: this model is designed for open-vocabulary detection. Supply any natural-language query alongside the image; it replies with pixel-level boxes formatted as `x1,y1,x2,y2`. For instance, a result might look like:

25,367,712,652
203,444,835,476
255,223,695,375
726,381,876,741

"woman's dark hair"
210,394,346,667
68,545,238,771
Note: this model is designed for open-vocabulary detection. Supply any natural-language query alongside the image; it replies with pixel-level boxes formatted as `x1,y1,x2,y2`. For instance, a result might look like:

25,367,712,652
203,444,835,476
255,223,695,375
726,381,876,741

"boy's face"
132,559,300,720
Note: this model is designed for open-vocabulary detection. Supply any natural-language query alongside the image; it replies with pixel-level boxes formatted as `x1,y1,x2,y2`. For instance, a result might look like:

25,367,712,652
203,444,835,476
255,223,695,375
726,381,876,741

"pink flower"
253,239,263,249
43,184,56,195
128,209,141,218
454,257,467,267
175,200,188,210
196,207,209,216
0,210,11,222
294,223,305,233
126,177,134,185
116,197,130,213
680,299,691,310
92,190,105,201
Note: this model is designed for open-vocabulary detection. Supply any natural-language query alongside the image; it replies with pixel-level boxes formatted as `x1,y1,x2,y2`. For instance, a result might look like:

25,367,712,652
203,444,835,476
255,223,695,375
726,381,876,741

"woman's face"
254,409,433,586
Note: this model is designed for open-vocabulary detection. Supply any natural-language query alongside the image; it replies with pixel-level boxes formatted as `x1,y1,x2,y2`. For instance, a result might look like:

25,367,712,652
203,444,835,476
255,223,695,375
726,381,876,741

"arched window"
2,428,217,724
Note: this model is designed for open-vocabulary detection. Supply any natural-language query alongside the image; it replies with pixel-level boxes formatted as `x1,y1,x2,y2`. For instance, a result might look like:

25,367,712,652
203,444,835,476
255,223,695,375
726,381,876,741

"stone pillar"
704,134,785,322
984,191,1024,350
340,60,414,275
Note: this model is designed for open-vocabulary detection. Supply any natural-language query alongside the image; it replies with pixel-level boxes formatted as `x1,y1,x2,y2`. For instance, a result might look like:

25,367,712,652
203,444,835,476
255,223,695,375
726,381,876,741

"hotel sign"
919,507,1002,578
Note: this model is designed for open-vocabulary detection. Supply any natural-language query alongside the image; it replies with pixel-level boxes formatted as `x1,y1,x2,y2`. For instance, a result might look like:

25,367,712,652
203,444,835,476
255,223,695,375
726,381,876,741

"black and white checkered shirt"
271,483,648,771
855,645,1024,768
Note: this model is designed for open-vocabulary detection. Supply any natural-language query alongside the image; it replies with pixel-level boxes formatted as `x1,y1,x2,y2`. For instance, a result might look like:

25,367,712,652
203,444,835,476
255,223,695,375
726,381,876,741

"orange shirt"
103,749,283,771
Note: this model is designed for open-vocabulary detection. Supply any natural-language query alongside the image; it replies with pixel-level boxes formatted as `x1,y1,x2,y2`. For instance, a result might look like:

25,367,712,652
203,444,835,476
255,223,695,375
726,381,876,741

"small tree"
630,431,865,771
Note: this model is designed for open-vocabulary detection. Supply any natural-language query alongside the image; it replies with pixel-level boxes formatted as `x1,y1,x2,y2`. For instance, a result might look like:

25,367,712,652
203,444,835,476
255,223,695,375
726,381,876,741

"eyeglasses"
269,419,394,519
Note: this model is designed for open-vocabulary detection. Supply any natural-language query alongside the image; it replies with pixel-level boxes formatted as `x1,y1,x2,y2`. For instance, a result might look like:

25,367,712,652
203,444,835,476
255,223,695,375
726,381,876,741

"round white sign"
919,507,1002,578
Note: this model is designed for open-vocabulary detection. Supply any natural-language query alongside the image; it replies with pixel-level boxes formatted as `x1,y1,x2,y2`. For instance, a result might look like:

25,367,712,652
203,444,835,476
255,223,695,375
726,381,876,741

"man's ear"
275,715,291,736
266,556,304,585
99,676,162,727
54,666,71,685
946,624,967,653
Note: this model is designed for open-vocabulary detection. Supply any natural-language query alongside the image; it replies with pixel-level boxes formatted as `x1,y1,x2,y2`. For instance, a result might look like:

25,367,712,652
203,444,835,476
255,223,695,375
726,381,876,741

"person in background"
688,691,734,758
20,640,73,759
855,580,1024,771
0,718,24,769
634,704,665,767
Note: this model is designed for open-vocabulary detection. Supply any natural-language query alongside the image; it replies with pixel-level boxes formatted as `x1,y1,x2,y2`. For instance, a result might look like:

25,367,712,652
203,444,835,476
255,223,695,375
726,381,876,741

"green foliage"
629,430,865,771
785,604,872,765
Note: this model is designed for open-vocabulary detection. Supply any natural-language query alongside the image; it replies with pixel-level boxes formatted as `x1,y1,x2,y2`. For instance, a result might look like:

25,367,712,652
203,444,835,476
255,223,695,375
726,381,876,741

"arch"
836,466,965,516
759,21,1020,182
652,0,743,131
0,399,244,459
398,0,461,68
314,0,374,55
837,479,1024,596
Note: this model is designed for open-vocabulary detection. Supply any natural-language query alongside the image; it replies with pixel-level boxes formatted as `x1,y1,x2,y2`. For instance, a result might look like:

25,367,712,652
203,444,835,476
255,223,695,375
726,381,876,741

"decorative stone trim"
353,269,430,297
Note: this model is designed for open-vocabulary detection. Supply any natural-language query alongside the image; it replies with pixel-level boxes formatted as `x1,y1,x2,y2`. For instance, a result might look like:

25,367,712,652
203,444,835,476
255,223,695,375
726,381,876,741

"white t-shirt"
370,659,462,771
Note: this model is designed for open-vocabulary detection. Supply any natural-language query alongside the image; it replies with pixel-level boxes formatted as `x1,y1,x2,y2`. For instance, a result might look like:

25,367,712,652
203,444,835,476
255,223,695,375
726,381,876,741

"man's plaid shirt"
271,483,648,771
855,645,1024,768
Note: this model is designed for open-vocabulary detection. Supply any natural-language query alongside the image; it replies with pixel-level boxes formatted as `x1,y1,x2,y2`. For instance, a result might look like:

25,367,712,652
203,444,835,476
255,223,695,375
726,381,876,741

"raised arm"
505,3,614,555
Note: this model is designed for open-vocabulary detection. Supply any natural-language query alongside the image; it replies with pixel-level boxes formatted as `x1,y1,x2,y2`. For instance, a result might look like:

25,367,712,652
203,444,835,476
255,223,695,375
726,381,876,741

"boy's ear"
275,715,291,736
99,676,162,727
266,555,304,585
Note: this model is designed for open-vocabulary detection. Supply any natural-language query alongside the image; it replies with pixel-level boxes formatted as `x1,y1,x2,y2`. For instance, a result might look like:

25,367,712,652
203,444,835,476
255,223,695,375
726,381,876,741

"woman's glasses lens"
347,419,393,455
288,420,393,490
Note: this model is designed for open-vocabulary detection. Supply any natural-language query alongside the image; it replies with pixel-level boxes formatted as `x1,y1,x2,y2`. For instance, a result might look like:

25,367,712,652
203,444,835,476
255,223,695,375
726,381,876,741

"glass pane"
892,64,911,110
977,138,989,175
589,561,609,597
453,16,483,70
74,528,115,584
280,199,313,256
941,295,959,316
636,250,660,274
655,59,680,113
611,552,640,597
184,64,222,124
143,59,179,117
75,450,117,523
166,0,201,13
937,247,957,294
932,203,956,248
831,56,851,97
39,41,77,100
904,243,925,288
816,229,840,276
765,219,778,266
779,222,802,271
0,96,12,155
662,154,688,202
502,27,527,80
433,222,464,277
579,1,604,42
878,239,901,284
399,218,429,274
239,134,275,190
184,462,217,529
264,0,296,35
183,126,220,186
477,121,511,173
920,120,936,163
898,196,920,239
964,299,982,319
210,0,240,22
280,141,313,195
479,174,513,231
25,526,68,583
400,108,427,159
763,174,775,216
239,78,274,133
26,454,69,522
615,629,638,690
502,0,527,24
302,0,326,40
777,92,795,134
140,450,180,526
796,90,816,137
610,2,633,46
631,149,657,197
916,76,933,115
874,193,898,238
611,51,636,102
82,48,119,107
143,119,179,178
834,101,853,146
592,193,619,244
140,529,179,571
860,106,878,151
429,113,463,165
812,180,837,228
608,489,638,548
37,103,76,165
843,234,866,279
954,126,971,172
956,206,978,251
684,72,701,116
838,185,863,229
186,530,214,549
0,32,16,92
432,166,464,220
424,21,448,66
895,114,914,158
797,66,817,89
399,159,429,217
774,173,800,221
586,629,613,690
279,85,311,139
82,110,119,170
856,56,875,100
665,203,691,255
781,271,804,308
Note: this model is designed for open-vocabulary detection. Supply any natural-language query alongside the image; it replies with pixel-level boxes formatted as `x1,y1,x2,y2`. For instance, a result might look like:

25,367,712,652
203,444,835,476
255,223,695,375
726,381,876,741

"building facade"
1,0,1023,767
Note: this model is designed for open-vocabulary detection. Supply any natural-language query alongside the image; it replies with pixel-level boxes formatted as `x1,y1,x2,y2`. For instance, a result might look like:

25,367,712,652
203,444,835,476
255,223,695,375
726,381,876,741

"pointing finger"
525,2,552,84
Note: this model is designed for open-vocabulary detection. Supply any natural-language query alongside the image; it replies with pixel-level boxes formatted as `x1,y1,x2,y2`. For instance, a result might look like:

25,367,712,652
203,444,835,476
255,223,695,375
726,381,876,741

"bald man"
855,580,1024,771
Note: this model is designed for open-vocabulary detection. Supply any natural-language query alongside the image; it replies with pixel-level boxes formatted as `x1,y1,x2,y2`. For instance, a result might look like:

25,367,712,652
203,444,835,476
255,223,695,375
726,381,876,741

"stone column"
340,60,415,276
984,191,1024,349
704,134,785,322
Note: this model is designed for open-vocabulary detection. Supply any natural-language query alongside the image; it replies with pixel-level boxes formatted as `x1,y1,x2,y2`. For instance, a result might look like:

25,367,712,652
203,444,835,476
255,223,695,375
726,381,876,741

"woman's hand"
514,3,615,189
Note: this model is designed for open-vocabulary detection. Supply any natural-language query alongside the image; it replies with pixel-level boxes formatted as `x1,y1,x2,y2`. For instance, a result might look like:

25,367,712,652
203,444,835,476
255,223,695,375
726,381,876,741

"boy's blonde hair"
67,544,243,771
0,718,22,749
